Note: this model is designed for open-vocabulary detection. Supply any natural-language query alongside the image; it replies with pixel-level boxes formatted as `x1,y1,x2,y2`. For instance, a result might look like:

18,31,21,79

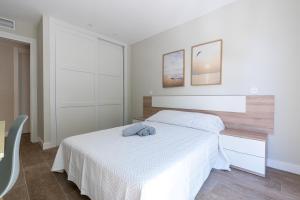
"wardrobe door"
55,28,98,144
97,40,123,130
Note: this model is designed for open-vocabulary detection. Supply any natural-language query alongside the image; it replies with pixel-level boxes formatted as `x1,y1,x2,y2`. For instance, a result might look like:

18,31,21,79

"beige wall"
0,40,14,132
0,39,30,132
131,0,300,172
18,48,31,133
37,19,44,140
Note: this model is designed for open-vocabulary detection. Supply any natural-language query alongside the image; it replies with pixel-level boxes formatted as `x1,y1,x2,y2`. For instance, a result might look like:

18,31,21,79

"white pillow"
146,110,225,133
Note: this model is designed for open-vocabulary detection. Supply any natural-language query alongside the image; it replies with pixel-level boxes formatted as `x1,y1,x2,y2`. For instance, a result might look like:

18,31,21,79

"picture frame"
162,49,185,88
191,39,222,85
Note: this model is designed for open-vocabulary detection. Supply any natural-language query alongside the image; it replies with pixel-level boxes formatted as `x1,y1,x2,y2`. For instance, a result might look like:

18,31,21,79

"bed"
52,110,230,200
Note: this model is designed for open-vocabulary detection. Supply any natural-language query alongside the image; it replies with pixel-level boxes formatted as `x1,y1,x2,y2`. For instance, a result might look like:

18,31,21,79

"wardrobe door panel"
55,27,97,144
98,40,123,76
54,24,124,145
57,69,95,106
57,107,96,143
56,29,97,72
97,105,123,130
97,75,122,105
96,40,124,130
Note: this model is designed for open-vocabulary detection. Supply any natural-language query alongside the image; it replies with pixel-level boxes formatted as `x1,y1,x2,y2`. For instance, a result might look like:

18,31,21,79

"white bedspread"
52,121,230,200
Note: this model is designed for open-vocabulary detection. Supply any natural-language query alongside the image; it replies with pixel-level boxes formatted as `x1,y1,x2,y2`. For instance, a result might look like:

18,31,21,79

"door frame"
0,31,38,143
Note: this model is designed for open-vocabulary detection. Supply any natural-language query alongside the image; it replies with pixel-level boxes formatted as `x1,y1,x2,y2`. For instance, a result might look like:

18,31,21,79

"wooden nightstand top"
221,128,268,141
133,117,146,121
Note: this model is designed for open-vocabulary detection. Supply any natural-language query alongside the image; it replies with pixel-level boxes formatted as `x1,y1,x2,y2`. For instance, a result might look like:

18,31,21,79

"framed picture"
191,39,222,85
162,49,185,88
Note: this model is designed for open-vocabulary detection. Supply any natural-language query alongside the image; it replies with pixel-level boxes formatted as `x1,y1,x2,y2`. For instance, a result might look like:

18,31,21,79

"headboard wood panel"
143,95,274,134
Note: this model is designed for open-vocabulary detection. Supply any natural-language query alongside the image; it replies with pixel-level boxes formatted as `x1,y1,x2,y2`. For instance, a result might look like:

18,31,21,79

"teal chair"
0,115,28,198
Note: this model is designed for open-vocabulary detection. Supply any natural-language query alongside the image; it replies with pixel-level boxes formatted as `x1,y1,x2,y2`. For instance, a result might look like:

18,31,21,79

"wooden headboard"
143,95,275,134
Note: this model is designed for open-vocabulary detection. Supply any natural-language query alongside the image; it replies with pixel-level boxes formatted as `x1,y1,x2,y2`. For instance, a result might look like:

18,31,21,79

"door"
55,28,98,144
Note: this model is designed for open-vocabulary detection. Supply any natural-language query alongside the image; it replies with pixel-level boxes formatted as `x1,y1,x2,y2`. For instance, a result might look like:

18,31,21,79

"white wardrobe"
53,22,124,144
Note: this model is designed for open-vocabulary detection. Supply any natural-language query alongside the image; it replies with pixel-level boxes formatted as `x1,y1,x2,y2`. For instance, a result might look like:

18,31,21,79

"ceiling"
0,0,237,44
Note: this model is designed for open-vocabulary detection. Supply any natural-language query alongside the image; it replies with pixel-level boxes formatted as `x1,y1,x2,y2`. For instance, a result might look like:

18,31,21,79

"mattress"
52,121,230,200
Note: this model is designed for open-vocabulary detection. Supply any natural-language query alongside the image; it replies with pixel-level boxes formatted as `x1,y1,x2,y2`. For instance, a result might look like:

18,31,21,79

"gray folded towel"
122,123,156,137
122,123,146,136
137,126,156,136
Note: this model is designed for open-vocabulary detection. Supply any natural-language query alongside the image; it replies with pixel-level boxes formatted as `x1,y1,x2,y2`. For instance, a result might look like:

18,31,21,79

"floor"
3,134,300,200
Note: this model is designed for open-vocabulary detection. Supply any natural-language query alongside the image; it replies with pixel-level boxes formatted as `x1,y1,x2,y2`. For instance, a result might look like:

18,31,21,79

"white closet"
54,25,124,144
97,40,123,130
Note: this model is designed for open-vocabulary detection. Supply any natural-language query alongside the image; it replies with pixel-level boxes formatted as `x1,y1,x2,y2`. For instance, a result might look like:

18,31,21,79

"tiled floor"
3,134,89,200
3,134,300,200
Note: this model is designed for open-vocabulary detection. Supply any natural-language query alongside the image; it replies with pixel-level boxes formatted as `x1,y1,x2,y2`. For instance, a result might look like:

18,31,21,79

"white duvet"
52,121,230,200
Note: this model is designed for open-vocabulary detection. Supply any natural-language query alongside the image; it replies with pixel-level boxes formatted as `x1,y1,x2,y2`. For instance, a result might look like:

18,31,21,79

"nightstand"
132,117,145,123
221,129,267,177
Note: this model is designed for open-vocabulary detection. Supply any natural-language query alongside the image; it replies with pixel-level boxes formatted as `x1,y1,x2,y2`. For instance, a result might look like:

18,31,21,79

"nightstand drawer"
221,135,265,157
225,149,265,176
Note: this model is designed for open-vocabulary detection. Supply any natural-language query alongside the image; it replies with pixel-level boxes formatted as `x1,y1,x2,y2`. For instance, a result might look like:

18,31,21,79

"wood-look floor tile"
53,171,91,199
20,133,31,145
65,190,90,200
3,185,29,200
24,163,66,200
13,165,26,188
54,172,79,194
3,134,300,200
21,144,45,169
197,169,300,200
267,168,300,198
42,147,58,166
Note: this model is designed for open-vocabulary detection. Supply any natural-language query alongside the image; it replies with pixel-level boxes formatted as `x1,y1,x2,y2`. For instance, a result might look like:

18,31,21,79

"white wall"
0,19,37,39
42,15,52,145
131,0,300,173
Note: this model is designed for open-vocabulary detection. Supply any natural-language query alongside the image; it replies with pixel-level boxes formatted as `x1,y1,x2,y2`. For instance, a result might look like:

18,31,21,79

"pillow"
146,110,224,133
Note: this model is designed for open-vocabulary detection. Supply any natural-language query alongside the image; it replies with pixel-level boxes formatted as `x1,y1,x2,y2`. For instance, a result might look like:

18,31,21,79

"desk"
0,121,5,161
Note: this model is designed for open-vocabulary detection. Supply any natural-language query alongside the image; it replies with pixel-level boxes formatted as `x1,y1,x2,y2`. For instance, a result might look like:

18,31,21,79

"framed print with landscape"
191,39,222,85
162,49,185,88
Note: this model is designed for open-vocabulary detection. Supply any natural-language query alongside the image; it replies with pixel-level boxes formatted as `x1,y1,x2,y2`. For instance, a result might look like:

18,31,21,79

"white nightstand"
221,129,267,177
132,117,145,123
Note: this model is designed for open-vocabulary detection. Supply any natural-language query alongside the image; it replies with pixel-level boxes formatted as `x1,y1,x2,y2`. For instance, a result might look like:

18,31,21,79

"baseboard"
37,136,44,149
30,134,39,143
37,137,57,150
267,159,300,175
42,142,56,150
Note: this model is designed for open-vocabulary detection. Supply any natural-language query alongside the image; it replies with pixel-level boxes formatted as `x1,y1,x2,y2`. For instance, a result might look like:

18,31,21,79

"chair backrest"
0,115,28,198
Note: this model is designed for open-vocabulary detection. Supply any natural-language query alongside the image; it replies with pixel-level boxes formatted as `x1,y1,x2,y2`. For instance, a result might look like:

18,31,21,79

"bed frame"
143,95,275,134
